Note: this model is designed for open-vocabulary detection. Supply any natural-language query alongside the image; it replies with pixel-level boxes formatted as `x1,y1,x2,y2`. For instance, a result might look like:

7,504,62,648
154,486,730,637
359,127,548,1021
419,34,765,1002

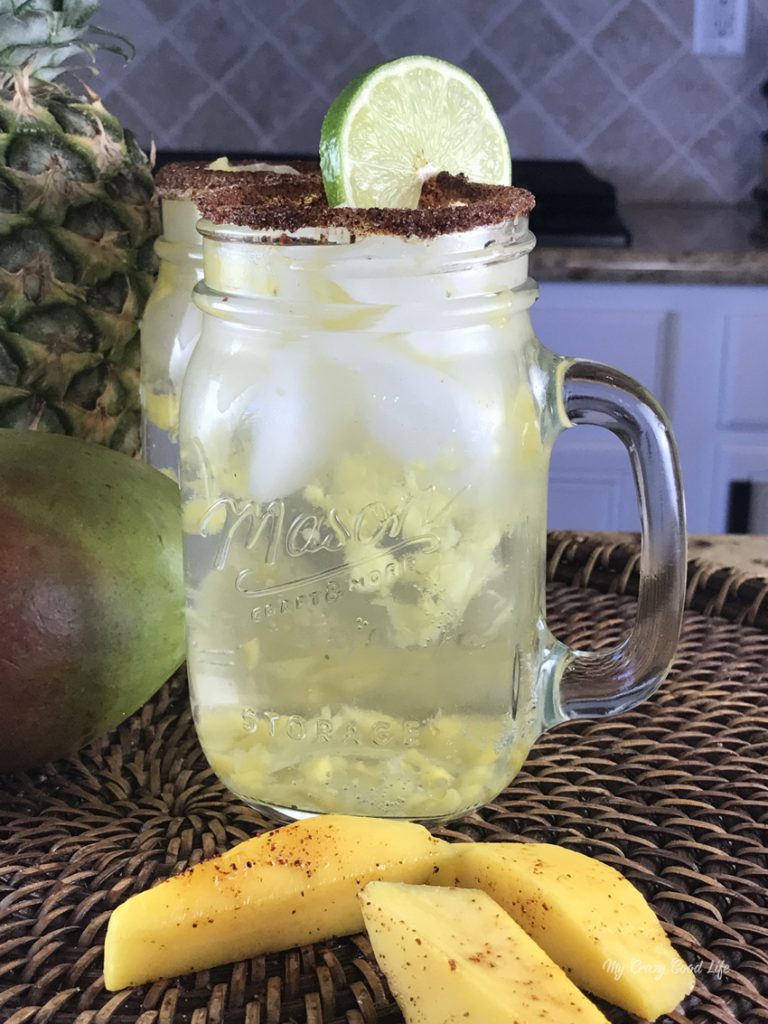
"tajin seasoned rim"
196,171,536,239
154,160,321,200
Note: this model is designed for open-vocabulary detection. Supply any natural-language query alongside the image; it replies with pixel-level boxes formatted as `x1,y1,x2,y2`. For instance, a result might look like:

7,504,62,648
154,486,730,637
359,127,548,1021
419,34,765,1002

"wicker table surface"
1,532,767,1024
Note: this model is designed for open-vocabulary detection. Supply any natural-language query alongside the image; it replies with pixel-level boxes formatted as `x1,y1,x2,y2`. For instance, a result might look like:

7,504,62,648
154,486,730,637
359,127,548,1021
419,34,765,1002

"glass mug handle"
543,358,687,725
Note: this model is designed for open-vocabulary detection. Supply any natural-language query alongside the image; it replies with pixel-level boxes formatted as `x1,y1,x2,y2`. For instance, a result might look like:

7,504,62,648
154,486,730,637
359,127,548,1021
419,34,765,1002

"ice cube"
324,336,505,483
243,346,350,501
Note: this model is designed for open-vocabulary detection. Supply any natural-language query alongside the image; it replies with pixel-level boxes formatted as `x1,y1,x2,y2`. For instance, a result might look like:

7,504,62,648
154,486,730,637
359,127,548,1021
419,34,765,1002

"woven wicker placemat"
1,533,767,1024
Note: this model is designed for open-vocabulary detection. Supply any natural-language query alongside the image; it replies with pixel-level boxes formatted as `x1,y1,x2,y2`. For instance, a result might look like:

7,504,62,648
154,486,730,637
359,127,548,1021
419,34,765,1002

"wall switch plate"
693,0,748,55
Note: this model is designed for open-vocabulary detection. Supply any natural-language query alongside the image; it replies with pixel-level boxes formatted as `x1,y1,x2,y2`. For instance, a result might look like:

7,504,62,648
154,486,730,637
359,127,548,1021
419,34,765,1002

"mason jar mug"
179,199,686,824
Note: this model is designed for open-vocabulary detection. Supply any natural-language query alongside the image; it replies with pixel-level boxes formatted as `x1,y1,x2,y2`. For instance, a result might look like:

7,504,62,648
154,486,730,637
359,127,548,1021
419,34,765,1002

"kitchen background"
85,0,768,536
93,0,768,206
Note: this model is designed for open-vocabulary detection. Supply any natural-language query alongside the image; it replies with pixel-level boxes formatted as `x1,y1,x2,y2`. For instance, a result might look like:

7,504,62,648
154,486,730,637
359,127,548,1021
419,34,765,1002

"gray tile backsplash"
92,0,768,205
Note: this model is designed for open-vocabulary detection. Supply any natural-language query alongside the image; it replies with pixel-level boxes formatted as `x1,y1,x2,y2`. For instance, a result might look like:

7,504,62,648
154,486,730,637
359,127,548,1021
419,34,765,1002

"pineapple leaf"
0,1,99,21
0,1,132,81
0,42,86,71
54,2,102,29
90,24,134,61
0,1,43,12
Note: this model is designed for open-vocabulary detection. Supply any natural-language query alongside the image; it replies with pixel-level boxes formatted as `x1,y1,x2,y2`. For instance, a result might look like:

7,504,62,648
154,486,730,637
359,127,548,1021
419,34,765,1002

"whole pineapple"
0,0,160,454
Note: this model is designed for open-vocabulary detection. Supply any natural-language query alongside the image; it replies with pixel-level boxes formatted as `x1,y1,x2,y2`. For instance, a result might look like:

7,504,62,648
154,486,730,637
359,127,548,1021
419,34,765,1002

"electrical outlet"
693,0,748,55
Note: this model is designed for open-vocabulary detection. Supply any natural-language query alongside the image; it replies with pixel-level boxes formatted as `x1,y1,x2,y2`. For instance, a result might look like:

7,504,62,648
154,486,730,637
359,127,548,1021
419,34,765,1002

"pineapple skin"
0,75,160,455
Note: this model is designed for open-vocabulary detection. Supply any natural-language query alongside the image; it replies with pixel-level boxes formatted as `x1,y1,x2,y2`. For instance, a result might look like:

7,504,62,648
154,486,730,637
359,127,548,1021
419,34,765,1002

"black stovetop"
512,159,631,248
155,152,631,249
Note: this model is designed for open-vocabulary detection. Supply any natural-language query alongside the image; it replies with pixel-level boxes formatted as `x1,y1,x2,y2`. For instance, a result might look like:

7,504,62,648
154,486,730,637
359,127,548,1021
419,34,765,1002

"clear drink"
180,172,686,823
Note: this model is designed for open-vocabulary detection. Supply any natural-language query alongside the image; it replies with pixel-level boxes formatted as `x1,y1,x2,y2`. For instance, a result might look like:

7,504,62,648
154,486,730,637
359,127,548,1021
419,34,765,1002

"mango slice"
434,843,695,1021
360,882,609,1024
103,814,445,990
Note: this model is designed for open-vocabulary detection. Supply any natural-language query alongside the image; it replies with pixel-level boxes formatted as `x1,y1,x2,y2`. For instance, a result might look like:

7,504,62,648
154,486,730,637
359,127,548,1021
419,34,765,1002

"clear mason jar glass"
180,200,686,825
140,195,203,479
141,162,309,479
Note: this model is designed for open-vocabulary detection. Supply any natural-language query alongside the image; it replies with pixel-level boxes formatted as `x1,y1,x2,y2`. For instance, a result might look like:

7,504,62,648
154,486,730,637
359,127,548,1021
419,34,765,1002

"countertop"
531,203,768,286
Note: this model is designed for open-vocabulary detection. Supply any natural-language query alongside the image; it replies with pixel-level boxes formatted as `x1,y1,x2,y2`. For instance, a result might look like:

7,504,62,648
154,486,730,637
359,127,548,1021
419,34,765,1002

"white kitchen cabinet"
531,281,768,534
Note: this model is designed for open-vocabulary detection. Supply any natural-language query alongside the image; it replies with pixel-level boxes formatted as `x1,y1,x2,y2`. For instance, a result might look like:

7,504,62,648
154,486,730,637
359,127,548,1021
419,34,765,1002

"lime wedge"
320,55,511,209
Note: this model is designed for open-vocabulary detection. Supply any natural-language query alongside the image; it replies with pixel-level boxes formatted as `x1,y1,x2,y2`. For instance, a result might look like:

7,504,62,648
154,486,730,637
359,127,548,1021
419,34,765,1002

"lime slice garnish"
320,55,512,209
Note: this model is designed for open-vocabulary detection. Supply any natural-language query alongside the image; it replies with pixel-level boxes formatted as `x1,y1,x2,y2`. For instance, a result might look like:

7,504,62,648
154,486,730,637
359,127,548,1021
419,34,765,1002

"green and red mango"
0,430,184,772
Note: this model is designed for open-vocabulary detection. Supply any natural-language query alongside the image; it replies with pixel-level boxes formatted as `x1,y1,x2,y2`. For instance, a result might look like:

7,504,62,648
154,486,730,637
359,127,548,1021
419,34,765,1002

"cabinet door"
533,305,669,397
532,281,768,534
532,298,670,531
718,313,768,432
679,310,768,532
547,429,640,532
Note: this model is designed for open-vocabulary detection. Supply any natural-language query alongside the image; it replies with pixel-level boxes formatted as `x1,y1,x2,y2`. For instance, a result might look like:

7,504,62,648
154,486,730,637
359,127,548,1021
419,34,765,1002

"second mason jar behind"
141,160,309,479
140,172,203,478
